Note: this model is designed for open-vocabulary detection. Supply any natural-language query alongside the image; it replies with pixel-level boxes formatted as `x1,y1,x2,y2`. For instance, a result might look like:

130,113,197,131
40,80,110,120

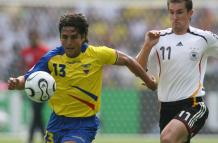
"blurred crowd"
0,5,218,87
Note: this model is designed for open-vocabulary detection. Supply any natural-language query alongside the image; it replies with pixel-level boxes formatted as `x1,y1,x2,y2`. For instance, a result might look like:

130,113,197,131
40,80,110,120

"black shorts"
159,97,209,139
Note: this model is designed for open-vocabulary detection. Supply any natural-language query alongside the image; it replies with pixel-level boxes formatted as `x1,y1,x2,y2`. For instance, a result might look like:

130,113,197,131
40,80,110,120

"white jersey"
148,26,218,102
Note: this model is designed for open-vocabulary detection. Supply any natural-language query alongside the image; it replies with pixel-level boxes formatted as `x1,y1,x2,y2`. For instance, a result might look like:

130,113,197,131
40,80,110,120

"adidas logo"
176,42,183,46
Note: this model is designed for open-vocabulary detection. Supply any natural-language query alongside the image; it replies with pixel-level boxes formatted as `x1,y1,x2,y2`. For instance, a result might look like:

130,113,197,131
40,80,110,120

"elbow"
135,56,140,63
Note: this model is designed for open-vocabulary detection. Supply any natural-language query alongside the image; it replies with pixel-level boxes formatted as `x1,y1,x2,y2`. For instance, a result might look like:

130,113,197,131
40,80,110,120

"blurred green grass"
95,135,218,143
0,134,218,143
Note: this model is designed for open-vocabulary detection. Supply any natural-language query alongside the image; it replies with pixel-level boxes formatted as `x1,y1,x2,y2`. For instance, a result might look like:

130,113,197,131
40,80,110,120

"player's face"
168,2,193,34
60,26,85,58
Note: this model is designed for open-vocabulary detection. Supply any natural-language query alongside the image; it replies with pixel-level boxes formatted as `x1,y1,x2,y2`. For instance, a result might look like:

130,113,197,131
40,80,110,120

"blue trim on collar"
81,43,88,53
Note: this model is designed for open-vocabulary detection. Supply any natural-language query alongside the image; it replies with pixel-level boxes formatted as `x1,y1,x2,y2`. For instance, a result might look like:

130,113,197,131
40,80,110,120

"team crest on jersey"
189,51,199,61
82,64,91,74
189,47,200,61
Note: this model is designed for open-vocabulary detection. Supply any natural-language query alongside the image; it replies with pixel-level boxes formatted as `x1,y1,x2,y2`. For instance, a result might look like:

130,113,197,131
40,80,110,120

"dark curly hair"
59,12,89,43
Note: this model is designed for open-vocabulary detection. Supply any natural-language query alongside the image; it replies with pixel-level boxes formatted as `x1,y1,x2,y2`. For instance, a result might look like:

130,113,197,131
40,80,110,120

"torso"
24,44,117,117
149,26,218,102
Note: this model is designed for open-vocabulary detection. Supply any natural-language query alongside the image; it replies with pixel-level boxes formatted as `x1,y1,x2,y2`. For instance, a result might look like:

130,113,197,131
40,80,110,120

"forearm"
126,57,157,90
136,43,153,69
115,51,157,90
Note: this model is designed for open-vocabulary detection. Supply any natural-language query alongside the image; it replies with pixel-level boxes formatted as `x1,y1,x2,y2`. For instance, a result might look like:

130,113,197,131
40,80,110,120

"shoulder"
188,26,207,38
188,26,218,43
160,28,173,37
40,46,65,62
87,45,114,53
46,46,65,56
88,45,109,49
86,45,116,60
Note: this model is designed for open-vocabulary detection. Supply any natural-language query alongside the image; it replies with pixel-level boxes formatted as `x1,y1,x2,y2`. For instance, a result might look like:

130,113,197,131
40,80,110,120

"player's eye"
61,35,68,40
177,11,184,14
169,11,174,15
70,34,79,39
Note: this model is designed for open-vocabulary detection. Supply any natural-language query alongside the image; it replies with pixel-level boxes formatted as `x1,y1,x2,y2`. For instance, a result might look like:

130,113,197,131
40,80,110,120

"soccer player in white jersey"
136,0,218,143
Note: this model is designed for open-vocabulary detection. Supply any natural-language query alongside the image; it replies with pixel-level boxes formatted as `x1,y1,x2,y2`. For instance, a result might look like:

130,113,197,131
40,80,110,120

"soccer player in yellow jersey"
8,12,156,143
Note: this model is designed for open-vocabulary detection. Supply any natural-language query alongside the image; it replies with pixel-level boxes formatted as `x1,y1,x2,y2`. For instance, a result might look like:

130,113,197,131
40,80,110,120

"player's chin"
65,52,77,58
66,50,80,58
173,23,182,29
65,48,74,52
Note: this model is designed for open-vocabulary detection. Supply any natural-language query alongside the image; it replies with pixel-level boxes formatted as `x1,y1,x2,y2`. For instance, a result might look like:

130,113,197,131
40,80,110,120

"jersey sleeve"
24,55,50,80
95,46,118,65
24,47,64,80
205,31,218,57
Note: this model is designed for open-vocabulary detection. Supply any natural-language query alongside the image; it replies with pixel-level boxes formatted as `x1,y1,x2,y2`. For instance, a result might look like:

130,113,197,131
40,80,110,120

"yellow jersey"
25,43,117,117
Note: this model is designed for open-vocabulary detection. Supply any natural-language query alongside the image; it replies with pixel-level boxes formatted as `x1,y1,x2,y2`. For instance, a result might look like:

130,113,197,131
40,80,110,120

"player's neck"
173,29,188,35
173,25,189,35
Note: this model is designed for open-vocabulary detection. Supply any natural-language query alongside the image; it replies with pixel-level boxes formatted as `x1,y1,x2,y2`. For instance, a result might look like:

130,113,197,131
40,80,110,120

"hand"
144,30,160,48
142,76,157,91
8,77,19,90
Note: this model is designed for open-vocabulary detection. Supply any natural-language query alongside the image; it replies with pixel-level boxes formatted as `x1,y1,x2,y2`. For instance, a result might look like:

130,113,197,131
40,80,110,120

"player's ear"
188,10,193,17
188,10,193,21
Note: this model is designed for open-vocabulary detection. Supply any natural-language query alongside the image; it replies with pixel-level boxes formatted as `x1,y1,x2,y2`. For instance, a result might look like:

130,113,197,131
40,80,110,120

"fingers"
144,30,160,42
148,30,160,39
141,75,157,90
141,81,157,91
8,77,19,90
144,30,160,48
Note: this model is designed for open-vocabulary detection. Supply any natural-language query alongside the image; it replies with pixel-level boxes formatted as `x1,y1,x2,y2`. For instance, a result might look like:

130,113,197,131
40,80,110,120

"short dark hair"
59,12,89,43
167,0,193,11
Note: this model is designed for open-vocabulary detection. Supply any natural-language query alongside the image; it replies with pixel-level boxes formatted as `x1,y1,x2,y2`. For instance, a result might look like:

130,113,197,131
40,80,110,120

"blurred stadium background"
0,0,218,143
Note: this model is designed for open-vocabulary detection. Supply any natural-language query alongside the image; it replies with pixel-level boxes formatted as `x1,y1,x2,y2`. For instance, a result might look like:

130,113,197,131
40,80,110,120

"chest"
155,35,207,64
49,56,101,80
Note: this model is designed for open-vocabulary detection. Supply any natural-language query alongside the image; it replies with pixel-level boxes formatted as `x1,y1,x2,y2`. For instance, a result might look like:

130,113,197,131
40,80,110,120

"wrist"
143,42,153,50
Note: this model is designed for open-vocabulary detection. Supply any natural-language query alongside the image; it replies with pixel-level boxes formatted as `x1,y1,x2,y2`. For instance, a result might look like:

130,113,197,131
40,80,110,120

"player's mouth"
173,20,180,24
65,47,75,51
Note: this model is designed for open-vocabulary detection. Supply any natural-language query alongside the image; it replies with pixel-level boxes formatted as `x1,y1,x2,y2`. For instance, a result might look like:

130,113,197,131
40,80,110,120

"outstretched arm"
8,76,25,90
136,30,160,69
115,51,157,90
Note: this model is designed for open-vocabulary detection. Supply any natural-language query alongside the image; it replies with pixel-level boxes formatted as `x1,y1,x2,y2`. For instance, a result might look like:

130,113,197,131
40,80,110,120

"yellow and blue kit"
24,43,118,143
